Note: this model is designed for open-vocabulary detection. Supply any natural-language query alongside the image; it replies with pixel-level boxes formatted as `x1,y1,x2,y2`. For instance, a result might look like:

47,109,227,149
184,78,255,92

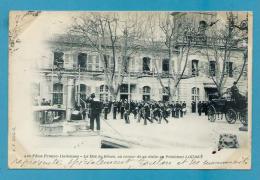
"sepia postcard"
8,11,252,169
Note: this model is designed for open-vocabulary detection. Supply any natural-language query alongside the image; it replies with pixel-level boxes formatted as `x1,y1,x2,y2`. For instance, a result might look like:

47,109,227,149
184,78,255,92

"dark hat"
233,81,237,84
90,93,95,98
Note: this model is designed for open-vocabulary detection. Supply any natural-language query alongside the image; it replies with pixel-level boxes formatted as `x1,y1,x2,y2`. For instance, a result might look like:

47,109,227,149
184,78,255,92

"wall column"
66,76,75,121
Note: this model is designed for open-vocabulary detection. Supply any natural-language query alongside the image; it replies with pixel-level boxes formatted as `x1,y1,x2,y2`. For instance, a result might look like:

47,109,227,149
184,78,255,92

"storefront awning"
203,83,217,88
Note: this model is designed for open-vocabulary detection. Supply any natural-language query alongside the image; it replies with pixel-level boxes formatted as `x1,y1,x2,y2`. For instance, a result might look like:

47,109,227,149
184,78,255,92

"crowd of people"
75,93,212,131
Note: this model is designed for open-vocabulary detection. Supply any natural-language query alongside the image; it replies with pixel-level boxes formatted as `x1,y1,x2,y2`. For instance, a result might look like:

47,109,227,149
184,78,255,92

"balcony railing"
39,68,178,78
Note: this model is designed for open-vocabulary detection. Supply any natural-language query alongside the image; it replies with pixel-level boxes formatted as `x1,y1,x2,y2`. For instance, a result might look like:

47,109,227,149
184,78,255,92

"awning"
203,83,217,88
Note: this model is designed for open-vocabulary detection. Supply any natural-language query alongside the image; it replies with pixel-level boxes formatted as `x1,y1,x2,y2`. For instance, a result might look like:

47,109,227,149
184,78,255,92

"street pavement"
101,114,248,149
32,113,248,150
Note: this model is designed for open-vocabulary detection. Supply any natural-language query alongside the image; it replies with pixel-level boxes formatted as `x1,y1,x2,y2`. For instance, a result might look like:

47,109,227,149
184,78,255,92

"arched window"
143,57,151,72
53,83,63,105
191,87,200,102
78,53,87,68
162,59,169,73
100,85,109,101
143,86,151,101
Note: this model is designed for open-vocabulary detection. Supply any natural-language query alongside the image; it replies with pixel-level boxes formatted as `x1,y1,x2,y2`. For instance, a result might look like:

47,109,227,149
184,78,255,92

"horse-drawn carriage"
207,90,248,126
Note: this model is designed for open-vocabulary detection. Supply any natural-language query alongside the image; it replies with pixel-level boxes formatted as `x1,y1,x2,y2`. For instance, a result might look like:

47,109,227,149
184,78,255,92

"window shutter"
158,59,162,73
199,61,204,76
138,57,142,72
72,52,78,69
187,60,192,76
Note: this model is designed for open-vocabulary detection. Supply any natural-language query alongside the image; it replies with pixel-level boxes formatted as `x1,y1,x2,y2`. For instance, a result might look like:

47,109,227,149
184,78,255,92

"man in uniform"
198,101,202,116
113,101,118,120
231,81,239,101
87,93,103,131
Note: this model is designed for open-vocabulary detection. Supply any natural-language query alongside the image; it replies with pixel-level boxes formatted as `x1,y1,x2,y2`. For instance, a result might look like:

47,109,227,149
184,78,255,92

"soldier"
143,103,153,125
103,100,109,120
180,101,183,117
86,93,103,131
191,101,196,113
175,101,181,118
113,101,118,120
198,101,202,116
231,81,239,101
182,101,187,116
120,100,125,119
124,101,130,124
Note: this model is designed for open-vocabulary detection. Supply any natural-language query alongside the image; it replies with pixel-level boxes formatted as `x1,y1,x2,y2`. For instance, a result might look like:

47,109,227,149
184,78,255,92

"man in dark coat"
231,81,239,101
198,101,202,116
113,101,118,120
182,101,187,116
87,93,103,131
103,101,109,120
143,103,153,125
191,101,196,113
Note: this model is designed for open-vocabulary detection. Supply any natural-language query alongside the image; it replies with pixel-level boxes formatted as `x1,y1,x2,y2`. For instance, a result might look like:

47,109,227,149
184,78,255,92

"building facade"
32,12,248,114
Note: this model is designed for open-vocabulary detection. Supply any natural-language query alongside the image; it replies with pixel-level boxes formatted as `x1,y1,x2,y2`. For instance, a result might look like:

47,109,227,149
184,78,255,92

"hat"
233,81,237,85
90,93,95,98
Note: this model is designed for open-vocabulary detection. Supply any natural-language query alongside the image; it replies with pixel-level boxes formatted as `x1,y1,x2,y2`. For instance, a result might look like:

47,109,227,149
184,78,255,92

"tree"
204,12,247,97
145,12,198,101
68,12,143,101
9,11,41,55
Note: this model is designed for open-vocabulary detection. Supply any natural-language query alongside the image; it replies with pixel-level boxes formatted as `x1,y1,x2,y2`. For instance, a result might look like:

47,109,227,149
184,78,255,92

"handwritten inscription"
10,153,250,169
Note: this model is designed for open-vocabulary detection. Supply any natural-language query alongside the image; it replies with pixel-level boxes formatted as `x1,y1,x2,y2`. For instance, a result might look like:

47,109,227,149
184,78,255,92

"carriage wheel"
208,105,216,122
239,110,248,126
225,108,237,124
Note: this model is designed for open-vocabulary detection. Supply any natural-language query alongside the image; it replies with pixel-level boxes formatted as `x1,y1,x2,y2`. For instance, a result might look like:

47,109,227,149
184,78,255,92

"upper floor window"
162,59,170,73
209,61,216,76
143,57,151,72
54,52,64,68
122,56,130,73
198,20,207,35
87,55,100,71
225,62,233,77
192,59,199,76
120,84,128,93
78,53,87,68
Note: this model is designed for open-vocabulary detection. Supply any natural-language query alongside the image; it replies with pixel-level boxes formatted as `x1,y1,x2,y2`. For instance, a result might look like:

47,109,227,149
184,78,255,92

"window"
54,52,64,68
192,60,199,76
143,57,151,72
120,84,128,93
103,55,114,71
122,56,130,73
198,21,207,35
77,84,87,100
162,59,169,73
53,83,63,105
191,87,200,101
78,53,87,68
162,87,170,101
225,62,233,77
87,55,100,71
100,85,109,101
143,86,151,101
209,61,216,76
